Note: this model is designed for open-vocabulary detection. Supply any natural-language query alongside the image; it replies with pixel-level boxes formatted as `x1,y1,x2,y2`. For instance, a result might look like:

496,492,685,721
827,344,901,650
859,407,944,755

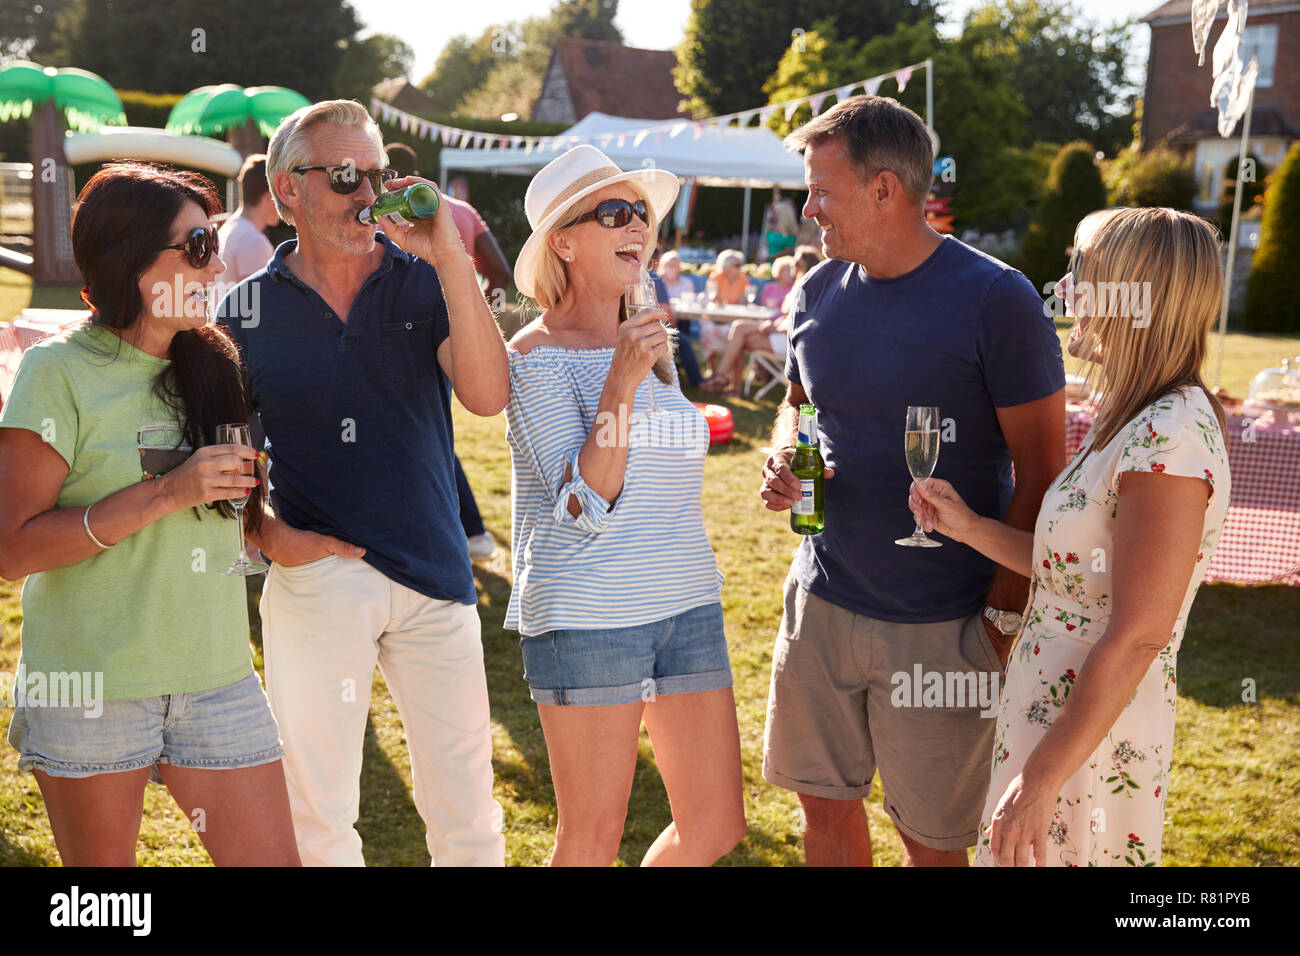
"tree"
1219,152,1268,226
333,34,414,103
1020,141,1108,292
763,19,1032,231
418,0,622,119
0,0,77,63
1245,142,1300,333
419,32,500,115
960,0,1137,155
1104,145,1196,209
675,0,937,118
62,0,361,101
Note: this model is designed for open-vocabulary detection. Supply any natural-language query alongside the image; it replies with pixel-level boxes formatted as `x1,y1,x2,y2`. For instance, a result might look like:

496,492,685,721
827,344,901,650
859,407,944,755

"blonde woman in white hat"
506,146,745,866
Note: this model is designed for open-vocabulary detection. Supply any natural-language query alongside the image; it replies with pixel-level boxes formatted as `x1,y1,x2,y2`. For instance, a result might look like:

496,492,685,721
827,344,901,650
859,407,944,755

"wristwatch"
982,604,1023,636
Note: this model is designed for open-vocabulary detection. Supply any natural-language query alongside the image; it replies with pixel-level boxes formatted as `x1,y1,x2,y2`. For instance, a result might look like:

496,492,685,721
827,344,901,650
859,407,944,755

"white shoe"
467,532,496,561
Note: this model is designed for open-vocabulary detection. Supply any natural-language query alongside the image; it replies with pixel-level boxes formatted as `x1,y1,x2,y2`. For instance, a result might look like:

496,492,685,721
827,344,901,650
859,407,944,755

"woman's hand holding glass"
908,477,980,543
611,306,670,406
157,443,260,512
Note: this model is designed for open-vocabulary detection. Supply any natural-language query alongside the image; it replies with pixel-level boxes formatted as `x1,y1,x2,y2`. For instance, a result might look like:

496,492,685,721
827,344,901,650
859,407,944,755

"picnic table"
1066,401,1300,586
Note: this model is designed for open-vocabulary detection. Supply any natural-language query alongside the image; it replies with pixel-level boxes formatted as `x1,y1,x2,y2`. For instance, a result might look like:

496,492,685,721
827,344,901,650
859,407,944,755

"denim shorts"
520,602,733,706
6,670,284,779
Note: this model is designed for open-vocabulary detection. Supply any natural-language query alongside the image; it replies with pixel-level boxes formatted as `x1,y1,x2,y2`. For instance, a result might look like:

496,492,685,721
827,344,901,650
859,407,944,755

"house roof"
372,77,442,118
547,38,688,121
1142,0,1299,23
1165,105,1300,140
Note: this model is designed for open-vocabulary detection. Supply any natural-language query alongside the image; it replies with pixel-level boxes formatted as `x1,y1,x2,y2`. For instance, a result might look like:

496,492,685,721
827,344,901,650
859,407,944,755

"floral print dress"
974,388,1230,866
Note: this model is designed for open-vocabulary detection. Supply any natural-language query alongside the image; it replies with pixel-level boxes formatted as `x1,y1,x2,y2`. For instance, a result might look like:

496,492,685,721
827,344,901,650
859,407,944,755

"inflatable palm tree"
167,85,310,157
0,61,126,282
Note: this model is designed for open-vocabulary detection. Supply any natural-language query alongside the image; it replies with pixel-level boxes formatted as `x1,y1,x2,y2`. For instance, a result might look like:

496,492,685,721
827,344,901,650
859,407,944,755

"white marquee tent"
438,112,808,255
437,111,808,189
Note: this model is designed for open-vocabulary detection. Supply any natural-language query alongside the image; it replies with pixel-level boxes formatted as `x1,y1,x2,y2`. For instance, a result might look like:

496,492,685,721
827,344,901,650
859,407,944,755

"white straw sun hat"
513,145,680,299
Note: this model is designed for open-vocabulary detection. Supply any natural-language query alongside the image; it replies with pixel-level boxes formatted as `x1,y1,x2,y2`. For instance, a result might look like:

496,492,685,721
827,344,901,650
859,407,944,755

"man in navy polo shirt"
758,96,1066,866
220,100,508,866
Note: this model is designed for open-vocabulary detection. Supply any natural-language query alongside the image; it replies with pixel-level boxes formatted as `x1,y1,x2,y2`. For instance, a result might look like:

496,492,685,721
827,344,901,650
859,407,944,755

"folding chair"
744,350,788,401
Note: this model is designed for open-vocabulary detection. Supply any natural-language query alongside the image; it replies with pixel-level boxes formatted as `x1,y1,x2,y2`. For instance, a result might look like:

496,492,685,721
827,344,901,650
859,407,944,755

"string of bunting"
369,59,928,155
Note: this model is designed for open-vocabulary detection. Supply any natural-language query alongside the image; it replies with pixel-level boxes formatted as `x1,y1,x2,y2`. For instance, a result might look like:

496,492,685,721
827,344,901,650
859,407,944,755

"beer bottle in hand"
357,183,440,226
790,403,824,535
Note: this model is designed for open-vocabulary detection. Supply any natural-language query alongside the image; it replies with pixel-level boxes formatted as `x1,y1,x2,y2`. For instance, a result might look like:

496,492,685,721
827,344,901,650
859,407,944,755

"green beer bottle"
357,183,440,226
790,402,825,535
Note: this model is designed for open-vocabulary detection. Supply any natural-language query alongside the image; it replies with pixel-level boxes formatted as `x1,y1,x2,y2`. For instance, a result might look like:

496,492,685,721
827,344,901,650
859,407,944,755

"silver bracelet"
82,503,112,550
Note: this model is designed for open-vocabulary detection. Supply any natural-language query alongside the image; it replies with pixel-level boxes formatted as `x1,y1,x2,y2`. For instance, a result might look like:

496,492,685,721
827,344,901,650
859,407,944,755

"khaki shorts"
762,574,1002,850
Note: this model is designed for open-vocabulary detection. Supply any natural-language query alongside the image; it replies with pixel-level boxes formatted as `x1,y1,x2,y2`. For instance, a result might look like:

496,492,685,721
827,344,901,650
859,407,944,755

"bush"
1245,142,1300,333
1219,152,1268,226
1019,141,1108,292
117,90,184,130
1105,144,1196,210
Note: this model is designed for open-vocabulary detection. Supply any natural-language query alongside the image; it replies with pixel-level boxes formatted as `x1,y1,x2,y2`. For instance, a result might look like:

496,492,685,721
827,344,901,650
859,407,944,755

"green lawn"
1,271,1298,866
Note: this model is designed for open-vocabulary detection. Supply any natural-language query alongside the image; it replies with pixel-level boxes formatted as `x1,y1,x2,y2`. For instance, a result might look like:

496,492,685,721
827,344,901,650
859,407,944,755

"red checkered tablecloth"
1066,404,1300,586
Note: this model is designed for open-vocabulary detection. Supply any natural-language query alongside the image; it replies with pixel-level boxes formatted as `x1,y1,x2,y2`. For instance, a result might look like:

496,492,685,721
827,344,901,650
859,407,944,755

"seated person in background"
651,248,702,388
659,250,696,300
760,256,795,309
706,249,750,305
701,252,817,395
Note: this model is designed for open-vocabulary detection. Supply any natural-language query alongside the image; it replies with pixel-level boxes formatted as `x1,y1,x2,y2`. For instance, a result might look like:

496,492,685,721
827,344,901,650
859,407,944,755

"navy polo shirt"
218,233,475,606
785,237,1065,623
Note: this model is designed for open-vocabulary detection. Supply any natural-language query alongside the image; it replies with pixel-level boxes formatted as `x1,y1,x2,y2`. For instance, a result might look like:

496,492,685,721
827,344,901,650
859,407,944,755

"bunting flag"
368,58,931,153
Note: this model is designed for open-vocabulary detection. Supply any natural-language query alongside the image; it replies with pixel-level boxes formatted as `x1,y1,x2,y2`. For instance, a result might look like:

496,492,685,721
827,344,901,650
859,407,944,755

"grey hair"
265,99,386,226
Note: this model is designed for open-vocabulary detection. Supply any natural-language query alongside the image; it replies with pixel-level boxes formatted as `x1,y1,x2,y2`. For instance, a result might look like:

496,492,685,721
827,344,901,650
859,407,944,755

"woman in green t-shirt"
0,162,300,865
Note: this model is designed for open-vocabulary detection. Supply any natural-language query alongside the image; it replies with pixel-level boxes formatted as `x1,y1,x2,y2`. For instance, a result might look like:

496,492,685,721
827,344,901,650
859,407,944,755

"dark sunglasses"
292,164,398,195
572,198,649,229
163,226,219,269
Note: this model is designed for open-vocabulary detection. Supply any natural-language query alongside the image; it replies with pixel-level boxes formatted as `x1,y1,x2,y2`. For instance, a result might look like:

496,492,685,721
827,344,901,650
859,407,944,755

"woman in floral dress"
910,207,1230,866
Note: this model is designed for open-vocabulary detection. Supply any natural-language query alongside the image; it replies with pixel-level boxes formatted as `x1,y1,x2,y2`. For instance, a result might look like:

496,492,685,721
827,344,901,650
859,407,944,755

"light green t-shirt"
0,323,252,699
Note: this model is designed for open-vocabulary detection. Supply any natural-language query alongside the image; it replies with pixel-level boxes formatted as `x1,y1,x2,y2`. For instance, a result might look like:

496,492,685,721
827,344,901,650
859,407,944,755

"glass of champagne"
624,270,665,417
895,405,942,548
216,423,268,576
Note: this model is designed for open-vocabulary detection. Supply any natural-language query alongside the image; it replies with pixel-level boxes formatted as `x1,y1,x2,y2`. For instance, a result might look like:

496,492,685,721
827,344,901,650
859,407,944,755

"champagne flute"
895,406,943,548
216,423,268,576
624,270,665,417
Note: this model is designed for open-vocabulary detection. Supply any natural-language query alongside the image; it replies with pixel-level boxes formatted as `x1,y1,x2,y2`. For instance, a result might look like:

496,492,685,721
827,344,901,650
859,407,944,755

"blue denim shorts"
520,602,733,706
6,670,283,779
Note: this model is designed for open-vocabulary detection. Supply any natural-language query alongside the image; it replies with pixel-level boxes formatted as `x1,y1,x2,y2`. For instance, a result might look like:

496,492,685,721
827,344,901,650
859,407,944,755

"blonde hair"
772,255,796,282
526,189,677,385
265,99,386,227
1069,206,1227,474
712,249,744,276
660,249,682,270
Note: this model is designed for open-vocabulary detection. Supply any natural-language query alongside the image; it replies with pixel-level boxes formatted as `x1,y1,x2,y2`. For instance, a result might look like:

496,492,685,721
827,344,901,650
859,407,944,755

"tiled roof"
372,78,442,117
1165,106,1300,139
1143,0,1298,23
550,38,689,120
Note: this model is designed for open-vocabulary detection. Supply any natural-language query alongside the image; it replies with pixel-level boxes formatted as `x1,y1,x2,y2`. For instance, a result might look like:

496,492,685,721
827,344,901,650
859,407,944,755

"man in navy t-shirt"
759,96,1065,866
220,100,509,866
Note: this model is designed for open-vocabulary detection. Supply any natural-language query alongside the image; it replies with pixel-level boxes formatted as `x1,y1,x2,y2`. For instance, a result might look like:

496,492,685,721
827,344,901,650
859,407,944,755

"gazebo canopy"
0,61,126,130
440,112,807,189
165,84,310,138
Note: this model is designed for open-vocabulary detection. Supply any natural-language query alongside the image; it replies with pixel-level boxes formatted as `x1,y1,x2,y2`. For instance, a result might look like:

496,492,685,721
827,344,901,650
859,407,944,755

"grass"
1,271,1298,866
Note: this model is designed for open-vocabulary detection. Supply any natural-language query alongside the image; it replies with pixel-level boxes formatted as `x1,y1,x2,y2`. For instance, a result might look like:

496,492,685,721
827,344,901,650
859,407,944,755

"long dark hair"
72,161,265,530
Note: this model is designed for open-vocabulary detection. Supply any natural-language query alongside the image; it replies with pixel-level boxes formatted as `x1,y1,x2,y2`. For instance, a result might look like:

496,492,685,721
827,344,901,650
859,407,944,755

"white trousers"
260,554,504,866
